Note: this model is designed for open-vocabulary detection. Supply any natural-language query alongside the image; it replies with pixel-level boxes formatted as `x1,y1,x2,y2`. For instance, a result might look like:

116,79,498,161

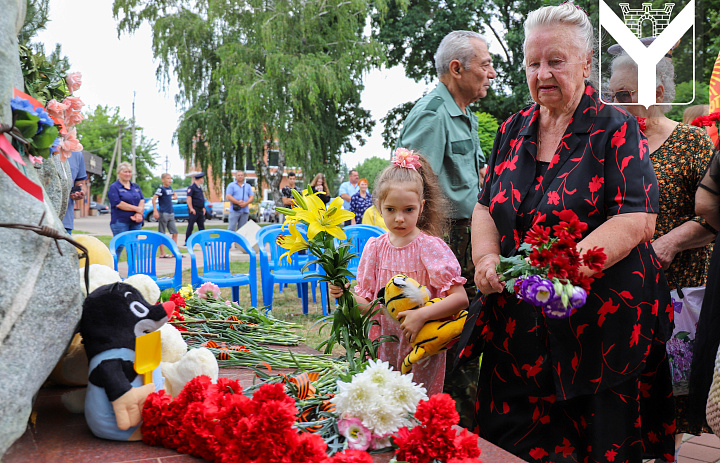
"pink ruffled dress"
354,232,466,395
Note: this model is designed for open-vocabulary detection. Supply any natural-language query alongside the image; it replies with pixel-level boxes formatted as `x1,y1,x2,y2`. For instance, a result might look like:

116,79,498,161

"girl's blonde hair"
373,154,448,238
683,104,710,125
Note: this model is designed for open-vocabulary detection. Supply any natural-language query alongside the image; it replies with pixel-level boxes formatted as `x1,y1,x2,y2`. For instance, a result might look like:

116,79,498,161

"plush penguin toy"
80,282,175,441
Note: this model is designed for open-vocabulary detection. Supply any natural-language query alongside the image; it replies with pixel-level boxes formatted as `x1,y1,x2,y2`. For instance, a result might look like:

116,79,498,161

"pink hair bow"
392,148,421,170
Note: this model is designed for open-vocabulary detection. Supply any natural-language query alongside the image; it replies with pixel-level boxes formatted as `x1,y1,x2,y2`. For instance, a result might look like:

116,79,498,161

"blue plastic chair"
186,229,258,307
109,230,183,291
257,227,328,314
257,224,319,302
337,225,386,279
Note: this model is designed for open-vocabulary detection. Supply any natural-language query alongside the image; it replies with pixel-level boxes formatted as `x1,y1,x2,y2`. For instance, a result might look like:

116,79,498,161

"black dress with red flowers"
455,84,676,462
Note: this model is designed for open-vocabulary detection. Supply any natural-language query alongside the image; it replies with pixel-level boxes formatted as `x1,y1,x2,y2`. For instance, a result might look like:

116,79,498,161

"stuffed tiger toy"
377,274,468,374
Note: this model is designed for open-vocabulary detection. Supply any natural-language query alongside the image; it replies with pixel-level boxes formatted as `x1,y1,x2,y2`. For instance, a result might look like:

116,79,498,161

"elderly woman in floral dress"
608,46,716,459
455,3,675,462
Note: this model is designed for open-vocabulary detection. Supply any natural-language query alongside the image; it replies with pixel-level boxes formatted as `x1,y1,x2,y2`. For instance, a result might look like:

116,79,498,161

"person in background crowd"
226,170,254,232
362,205,387,231
350,178,372,225
338,169,360,225
108,162,144,236
310,173,331,204
152,173,178,258
456,3,675,461
609,49,716,458
395,29,495,428
281,171,301,207
185,172,206,245
62,150,87,234
690,138,720,436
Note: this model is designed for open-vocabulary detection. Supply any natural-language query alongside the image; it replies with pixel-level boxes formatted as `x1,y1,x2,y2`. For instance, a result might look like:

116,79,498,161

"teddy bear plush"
158,324,218,397
378,274,468,375
80,282,175,441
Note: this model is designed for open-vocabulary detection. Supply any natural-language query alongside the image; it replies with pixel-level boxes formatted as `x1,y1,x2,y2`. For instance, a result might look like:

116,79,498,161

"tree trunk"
257,145,286,205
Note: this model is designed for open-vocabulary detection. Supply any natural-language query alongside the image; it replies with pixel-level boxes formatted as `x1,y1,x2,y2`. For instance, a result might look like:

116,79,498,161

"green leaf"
31,125,59,150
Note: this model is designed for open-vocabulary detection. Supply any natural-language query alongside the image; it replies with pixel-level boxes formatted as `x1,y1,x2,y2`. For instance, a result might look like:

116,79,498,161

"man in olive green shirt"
397,30,494,296
396,30,496,430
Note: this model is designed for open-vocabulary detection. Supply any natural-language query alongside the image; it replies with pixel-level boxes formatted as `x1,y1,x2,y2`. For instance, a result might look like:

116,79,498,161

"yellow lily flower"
277,224,309,263
296,196,355,240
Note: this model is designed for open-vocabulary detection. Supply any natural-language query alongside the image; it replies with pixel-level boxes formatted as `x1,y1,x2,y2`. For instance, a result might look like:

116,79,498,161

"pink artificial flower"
66,72,82,93
63,96,84,111
337,417,372,451
46,99,69,120
392,147,421,170
27,155,44,165
57,128,83,161
196,282,221,299
64,110,85,127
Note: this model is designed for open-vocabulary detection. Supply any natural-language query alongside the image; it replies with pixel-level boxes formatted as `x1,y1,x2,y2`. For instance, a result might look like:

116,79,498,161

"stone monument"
0,2,84,457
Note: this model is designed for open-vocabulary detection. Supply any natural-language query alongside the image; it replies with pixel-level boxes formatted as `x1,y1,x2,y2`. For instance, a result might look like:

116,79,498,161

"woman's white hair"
116,161,133,176
611,53,676,113
523,2,594,56
434,31,488,78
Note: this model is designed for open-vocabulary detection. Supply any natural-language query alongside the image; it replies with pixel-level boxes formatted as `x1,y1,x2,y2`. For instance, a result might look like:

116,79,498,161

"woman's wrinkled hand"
328,282,350,299
651,235,678,271
474,253,504,295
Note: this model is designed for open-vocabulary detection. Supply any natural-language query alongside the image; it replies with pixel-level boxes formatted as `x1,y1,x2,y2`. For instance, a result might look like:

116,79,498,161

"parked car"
211,202,224,220
144,195,213,222
90,201,109,214
259,200,280,223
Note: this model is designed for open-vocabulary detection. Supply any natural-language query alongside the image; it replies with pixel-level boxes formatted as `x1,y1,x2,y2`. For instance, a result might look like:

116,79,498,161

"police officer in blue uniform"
185,172,206,245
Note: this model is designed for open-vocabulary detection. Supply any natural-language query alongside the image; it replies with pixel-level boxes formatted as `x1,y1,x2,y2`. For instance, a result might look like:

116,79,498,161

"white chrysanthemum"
385,372,427,414
361,396,407,436
358,358,398,387
333,375,376,416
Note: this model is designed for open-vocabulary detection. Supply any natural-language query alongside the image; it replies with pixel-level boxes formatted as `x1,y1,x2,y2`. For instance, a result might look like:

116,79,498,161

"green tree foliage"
355,156,390,190
475,111,499,156
666,80,710,123
18,0,51,46
113,0,384,204
77,105,158,198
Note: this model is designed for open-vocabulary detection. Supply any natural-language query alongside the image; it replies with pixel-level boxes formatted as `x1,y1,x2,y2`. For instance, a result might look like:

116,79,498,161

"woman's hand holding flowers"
474,253,503,294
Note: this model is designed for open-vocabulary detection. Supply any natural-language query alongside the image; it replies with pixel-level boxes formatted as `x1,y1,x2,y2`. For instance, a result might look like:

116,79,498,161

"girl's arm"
396,284,468,343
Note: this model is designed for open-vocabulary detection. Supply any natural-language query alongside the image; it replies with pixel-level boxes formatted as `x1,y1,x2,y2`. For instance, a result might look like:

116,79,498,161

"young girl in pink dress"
330,150,469,395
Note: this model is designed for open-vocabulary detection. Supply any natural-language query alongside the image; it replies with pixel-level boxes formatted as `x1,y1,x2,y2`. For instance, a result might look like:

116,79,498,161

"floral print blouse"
651,123,714,289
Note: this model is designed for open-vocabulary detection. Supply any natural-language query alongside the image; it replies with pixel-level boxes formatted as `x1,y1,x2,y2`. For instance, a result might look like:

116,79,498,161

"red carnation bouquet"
495,210,606,318
392,393,482,463
690,111,720,128
142,376,374,463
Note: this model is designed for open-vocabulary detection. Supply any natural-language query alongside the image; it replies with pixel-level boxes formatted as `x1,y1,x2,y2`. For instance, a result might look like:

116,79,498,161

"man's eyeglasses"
602,90,636,103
